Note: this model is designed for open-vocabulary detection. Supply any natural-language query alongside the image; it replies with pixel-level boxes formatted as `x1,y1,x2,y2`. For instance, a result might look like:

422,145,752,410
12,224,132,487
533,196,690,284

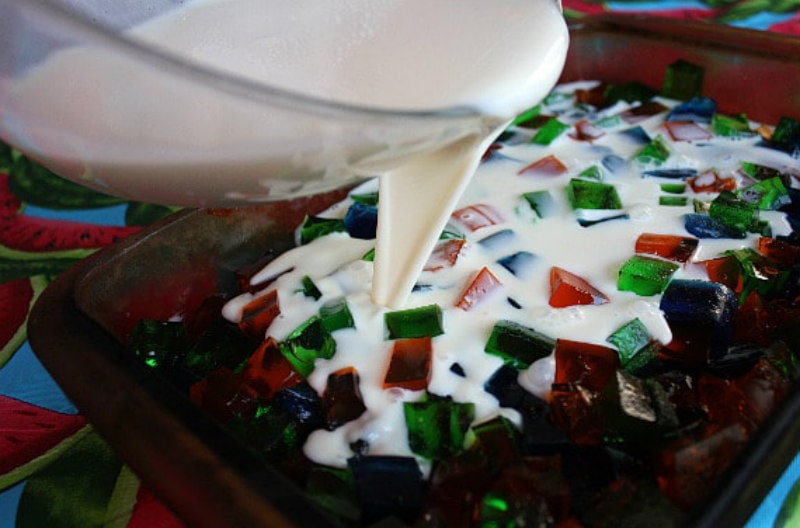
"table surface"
2,2,800,527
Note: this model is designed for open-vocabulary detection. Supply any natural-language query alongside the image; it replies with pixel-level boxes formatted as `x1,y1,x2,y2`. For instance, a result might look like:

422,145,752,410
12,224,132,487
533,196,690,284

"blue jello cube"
497,251,537,278
271,381,324,429
659,280,737,362
683,213,747,239
348,456,425,524
344,202,378,240
665,96,717,123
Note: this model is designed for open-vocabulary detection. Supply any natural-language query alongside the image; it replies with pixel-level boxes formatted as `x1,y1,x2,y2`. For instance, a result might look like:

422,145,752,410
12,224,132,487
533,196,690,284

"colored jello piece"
634,233,699,263
567,178,622,210
497,251,537,278
530,118,569,145
424,238,466,272
322,367,367,430
298,215,346,245
450,203,504,232
739,161,791,184
128,318,189,369
239,289,280,338
305,465,359,524
478,228,515,249
711,112,754,137
576,211,630,228
661,59,704,100
484,320,555,370
602,154,628,174
456,266,503,311
553,338,620,392
687,169,736,193
298,275,322,300
511,104,542,127
347,455,425,525
769,116,800,152
666,96,717,123
642,168,697,180
633,135,671,166
726,248,790,301
664,121,712,142
384,304,444,340
684,213,747,239
602,371,680,444
575,83,608,107
757,237,800,268
190,367,258,422
660,279,737,363
660,183,687,194
518,154,568,176
349,191,379,206
549,266,609,308
404,393,475,460
617,255,679,296
620,125,651,145
737,177,791,210
621,101,669,124
520,191,556,219
183,319,256,377
343,201,378,240
577,164,604,181
239,337,303,400
279,316,336,378
383,337,432,391
709,190,760,236
605,318,660,374
272,381,325,428
604,81,657,104
570,119,606,141
319,297,355,333
659,196,688,207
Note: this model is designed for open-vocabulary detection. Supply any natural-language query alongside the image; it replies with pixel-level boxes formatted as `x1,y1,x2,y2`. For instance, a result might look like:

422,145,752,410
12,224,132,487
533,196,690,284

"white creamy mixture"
223,82,796,471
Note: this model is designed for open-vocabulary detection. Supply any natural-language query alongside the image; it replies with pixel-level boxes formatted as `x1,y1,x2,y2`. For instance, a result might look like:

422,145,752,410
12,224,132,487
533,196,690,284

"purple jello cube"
343,201,378,239
348,456,424,524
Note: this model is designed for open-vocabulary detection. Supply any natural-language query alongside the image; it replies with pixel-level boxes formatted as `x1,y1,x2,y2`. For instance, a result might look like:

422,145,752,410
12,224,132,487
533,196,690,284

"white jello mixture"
223,82,797,471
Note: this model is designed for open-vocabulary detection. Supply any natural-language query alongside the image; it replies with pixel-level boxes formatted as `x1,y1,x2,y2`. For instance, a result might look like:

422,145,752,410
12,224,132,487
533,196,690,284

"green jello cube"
659,196,688,207
660,183,686,194
362,248,375,261
319,298,356,333
633,136,671,166
596,114,624,129
299,275,322,300
280,316,336,377
299,215,346,245
771,116,800,151
520,190,556,219
618,256,679,296
578,164,604,181
512,104,541,127
385,304,444,340
604,82,658,104
606,318,651,365
128,319,189,369
711,113,753,137
661,59,704,100
404,393,475,460
727,248,790,301
567,178,623,210
737,177,790,210
531,117,569,145
709,190,760,236
350,192,379,206
484,320,555,369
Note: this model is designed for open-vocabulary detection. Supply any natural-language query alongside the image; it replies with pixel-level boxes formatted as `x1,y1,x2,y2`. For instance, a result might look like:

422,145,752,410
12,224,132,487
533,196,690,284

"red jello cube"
553,339,620,392
424,239,466,272
456,267,503,311
239,289,280,338
634,233,699,263
549,267,609,308
688,170,736,193
702,255,742,292
518,155,568,177
549,385,605,445
569,119,605,141
621,101,669,123
383,337,433,391
322,367,367,430
757,237,800,268
189,367,259,422
451,204,504,232
664,121,712,142
239,337,303,400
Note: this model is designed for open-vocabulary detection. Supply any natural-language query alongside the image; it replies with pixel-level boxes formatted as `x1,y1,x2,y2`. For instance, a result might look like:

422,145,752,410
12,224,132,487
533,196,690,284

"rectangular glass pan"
28,15,800,528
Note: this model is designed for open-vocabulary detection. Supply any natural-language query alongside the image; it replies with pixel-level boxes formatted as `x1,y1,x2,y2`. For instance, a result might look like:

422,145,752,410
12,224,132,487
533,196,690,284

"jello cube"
518,154,568,176
606,318,651,365
271,381,325,429
660,196,688,207
709,190,760,236
688,169,736,193
549,266,609,308
183,319,255,377
570,119,605,141
451,203,503,232
737,177,791,210
642,168,697,180
456,266,503,311
305,466,359,524
666,96,717,123
604,81,657,104
497,251,537,278
511,104,542,127
485,320,555,369
567,178,623,210
383,337,432,391
350,191,378,206
322,367,367,430
553,339,620,392
633,135,671,166
478,229,515,250
770,116,800,152
404,393,475,459
634,233,698,263
128,319,189,369
299,215,346,245
471,416,525,468
531,118,569,145
424,238,466,272
664,121,712,142
343,201,378,240
239,337,303,400
190,367,258,422
621,102,669,124
617,255,679,296
659,279,737,363
279,316,336,377
758,237,800,268
385,304,444,340
661,59,704,100
684,213,747,239
727,248,790,301
711,113,753,137
239,289,281,338
298,275,322,300
348,456,424,524
660,183,686,194
578,165,604,181
319,298,355,333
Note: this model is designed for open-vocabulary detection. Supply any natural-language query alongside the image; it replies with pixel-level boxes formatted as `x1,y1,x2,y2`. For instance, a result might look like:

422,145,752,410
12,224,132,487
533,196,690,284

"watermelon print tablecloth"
2,2,800,527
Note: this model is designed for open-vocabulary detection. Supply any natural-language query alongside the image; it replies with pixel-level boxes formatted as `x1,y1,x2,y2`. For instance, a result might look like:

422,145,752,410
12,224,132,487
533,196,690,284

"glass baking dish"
28,15,800,528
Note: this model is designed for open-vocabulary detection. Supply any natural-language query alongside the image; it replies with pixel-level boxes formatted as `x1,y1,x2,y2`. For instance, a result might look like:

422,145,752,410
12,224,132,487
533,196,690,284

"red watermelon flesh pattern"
0,173,140,252
0,278,32,351
0,395,87,474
